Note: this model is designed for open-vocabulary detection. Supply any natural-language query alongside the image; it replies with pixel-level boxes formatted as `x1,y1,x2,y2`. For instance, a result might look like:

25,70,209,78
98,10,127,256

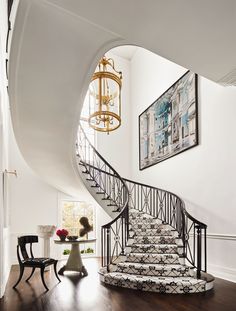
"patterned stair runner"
99,210,213,294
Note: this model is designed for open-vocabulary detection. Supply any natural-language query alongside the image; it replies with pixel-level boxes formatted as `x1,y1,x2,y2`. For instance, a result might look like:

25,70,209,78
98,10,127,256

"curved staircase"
77,125,214,294
100,210,213,294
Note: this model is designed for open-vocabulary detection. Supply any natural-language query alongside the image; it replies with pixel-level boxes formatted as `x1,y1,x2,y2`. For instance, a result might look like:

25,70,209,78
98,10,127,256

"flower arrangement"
56,228,68,241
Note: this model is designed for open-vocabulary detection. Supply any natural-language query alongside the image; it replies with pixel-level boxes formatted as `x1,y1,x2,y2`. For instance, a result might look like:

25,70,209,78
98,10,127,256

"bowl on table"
67,235,78,241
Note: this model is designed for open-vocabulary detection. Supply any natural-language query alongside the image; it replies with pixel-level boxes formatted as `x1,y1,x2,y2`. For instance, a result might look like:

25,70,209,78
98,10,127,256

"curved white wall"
8,0,126,197
8,0,236,198
0,0,11,297
130,48,236,282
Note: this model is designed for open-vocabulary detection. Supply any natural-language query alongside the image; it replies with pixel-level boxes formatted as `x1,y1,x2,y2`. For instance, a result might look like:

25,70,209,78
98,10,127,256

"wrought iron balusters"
77,125,129,268
77,124,207,278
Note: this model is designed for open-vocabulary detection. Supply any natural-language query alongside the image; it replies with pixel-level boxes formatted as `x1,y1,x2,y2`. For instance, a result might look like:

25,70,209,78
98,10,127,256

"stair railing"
77,124,129,268
124,178,207,278
77,125,207,278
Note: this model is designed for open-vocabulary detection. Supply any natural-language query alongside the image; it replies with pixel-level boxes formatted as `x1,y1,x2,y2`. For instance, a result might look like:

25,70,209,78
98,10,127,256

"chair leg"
25,267,36,282
13,265,25,289
54,261,61,283
40,267,49,291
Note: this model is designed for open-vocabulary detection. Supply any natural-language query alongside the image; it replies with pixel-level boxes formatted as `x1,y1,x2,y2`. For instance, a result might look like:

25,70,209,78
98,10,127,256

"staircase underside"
99,210,214,294
8,0,236,197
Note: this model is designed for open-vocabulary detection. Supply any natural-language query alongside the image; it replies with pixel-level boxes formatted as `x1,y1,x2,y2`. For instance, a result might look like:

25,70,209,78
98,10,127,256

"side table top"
54,238,96,245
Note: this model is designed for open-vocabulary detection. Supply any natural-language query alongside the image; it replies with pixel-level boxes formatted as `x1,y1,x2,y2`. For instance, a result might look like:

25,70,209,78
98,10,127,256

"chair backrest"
17,235,38,260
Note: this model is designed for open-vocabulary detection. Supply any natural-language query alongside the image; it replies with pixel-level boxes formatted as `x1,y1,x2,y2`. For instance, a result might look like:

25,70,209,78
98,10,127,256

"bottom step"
101,272,214,294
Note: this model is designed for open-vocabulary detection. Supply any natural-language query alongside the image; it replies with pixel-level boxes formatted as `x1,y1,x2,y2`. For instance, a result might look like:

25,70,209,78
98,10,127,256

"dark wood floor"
0,258,236,311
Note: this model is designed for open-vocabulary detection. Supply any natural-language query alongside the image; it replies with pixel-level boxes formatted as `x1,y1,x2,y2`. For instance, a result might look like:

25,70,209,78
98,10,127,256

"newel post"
196,225,202,279
106,227,111,271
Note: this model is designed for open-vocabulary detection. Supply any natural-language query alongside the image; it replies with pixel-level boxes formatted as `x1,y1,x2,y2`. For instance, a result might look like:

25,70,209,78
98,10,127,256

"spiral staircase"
77,125,214,294
6,0,216,295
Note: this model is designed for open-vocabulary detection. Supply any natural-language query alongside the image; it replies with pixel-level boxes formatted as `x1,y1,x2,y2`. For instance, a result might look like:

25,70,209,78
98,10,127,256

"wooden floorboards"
0,258,236,311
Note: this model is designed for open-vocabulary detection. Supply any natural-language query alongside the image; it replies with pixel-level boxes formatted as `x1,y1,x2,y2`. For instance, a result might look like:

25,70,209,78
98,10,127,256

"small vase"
59,236,66,241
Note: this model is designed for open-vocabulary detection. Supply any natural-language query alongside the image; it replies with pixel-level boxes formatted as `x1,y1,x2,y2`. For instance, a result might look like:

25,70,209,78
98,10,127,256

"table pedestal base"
58,265,88,276
58,243,88,276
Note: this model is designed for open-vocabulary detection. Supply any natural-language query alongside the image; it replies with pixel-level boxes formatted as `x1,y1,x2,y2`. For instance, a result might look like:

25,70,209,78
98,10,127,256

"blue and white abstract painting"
139,71,198,170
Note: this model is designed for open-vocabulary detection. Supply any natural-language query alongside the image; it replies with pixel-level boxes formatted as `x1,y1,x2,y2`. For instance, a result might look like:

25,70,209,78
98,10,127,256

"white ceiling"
8,0,236,195
110,46,138,60
45,0,236,84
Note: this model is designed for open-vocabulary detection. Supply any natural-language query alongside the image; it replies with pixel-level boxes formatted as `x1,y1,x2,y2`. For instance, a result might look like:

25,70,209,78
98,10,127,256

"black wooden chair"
13,235,61,291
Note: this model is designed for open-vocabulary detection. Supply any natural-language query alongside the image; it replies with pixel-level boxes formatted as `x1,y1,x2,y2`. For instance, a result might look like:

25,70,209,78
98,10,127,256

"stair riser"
116,267,192,277
132,237,177,244
130,224,171,230
103,275,206,294
126,255,182,265
129,230,177,237
129,215,169,223
129,245,179,254
129,212,154,218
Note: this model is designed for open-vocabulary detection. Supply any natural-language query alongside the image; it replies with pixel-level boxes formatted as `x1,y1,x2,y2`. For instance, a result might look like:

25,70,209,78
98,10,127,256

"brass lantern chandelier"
88,56,122,133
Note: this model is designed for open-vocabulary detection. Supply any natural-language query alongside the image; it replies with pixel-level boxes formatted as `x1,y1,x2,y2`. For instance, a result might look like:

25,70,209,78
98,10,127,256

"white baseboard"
208,264,236,283
207,233,236,241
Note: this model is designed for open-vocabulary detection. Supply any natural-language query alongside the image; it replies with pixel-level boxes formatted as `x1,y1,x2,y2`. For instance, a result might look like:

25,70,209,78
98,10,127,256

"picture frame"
139,71,198,170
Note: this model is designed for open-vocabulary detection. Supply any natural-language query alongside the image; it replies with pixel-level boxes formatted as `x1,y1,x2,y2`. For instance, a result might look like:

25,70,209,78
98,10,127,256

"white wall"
9,121,59,261
96,52,132,179
0,0,11,298
7,52,122,271
130,48,236,282
9,122,110,264
9,123,111,263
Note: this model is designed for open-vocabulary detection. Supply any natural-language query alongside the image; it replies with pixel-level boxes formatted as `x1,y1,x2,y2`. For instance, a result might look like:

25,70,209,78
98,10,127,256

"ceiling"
110,46,138,60
44,0,236,85
8,0,236,195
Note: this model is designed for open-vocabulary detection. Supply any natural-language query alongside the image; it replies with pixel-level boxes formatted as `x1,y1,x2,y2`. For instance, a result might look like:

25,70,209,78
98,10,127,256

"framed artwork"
139,71,198,170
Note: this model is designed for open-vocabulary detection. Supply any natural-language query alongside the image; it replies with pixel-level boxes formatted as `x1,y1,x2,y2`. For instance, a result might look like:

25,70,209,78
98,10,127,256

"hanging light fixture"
88,56,122,133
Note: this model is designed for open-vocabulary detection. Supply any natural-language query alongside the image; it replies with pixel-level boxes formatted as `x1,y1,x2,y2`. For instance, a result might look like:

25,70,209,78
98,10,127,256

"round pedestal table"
54,238,96,276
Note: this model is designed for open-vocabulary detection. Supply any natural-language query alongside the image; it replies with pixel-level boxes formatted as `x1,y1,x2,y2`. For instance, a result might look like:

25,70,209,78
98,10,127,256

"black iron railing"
8,0,14,18
77,124,207,278
124,178,207,278
77,125,129,268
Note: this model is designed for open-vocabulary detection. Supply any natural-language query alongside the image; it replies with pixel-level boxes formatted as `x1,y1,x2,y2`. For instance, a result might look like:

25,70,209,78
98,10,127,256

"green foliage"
86,247,94,253
63,249,71,255
63,247,94,255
